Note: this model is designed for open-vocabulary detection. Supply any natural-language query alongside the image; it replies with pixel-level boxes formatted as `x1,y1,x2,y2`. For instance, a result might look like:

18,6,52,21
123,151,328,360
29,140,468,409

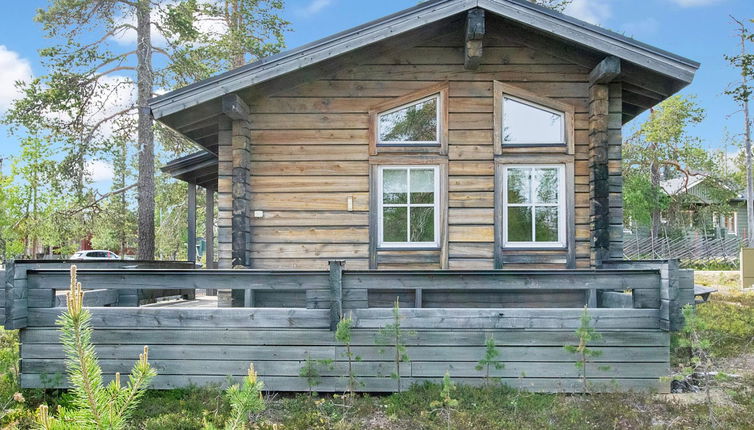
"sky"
0,0,751,183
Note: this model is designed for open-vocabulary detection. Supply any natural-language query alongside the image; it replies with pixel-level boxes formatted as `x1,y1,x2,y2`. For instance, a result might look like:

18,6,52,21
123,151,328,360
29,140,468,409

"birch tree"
726,17,754,248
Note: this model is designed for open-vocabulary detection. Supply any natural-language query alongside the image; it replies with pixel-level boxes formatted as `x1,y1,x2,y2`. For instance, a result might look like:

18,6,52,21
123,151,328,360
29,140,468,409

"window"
502,96,565,145
502,165,566,248
378,166,440,248
377,95,440,145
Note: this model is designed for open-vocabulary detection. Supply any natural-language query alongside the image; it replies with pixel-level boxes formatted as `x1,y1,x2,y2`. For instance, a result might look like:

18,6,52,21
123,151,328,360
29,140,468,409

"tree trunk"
136,0,155,260
745,96,754,248
650,145,661,242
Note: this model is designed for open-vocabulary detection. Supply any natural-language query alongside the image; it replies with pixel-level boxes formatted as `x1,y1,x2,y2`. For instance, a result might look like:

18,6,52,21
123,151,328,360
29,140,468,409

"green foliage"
475,335,504,384
335,313,361,396
204,364,266,430
37,265,156,429
622,95,736,232
563,306,604,392
299,353,334,395
429,372,459,430
375,299,415,392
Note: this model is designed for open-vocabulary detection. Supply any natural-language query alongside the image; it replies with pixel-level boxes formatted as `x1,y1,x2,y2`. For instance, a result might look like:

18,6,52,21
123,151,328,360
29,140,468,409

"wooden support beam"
187,184,197,262
222,93,250,121
204,187,215,270
590,56,621,85
329,260,344,331
464,9,485,70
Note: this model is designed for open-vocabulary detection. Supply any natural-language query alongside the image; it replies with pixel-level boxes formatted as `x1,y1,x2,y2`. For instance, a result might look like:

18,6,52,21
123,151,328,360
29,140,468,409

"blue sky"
0,0,751,181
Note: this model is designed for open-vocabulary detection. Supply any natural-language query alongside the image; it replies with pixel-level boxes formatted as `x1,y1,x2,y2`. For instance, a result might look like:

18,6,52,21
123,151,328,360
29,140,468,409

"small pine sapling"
376,298,415,392
36,265,157,430
335,313,361,396
429,371,459,430
211,363,266,430
563,306,605,393
475,335,504,385
678,304,721,425
299,352,334,396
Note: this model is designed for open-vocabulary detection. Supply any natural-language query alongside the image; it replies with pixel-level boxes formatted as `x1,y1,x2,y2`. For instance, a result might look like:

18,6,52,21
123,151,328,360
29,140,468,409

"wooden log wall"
244,14,599,271
19,306,669,393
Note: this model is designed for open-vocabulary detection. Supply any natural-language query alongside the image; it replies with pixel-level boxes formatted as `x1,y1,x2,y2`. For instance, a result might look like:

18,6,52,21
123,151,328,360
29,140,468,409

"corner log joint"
464,9,485,71
589,56,621,85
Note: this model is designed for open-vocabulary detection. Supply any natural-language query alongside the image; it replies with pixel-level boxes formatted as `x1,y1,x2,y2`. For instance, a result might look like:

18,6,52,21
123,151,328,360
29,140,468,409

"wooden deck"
4,259,693,393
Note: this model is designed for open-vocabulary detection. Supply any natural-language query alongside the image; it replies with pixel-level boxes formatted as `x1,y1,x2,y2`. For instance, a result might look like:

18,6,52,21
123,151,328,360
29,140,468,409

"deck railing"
4,259,690,393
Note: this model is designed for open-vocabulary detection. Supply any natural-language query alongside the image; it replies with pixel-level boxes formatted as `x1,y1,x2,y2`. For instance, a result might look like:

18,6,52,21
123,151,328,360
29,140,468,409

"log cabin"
5,0,700,393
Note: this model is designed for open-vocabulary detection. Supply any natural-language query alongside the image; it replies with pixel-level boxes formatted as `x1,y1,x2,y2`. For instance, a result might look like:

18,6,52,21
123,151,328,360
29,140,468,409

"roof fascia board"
151,0,699,120
151,0,477,118
478,0,697,82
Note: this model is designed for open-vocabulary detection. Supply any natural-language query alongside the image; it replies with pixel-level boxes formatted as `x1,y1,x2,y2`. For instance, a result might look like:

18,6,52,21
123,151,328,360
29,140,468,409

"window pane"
410,207,435,242
383,207,407,242
503,97,564,144
533,168,559,204
383,169,407,204
379,97,438,143
507,207,532,242
535,207,559,242
506,168,530,204
410,169,435,204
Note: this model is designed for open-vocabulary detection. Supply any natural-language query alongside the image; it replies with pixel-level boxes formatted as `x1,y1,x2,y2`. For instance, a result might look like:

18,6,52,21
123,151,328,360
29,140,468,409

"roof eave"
150,0,699,120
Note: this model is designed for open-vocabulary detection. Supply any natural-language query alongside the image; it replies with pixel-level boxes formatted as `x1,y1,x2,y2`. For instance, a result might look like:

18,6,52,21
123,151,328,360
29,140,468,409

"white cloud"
669,0,722,6
301,0,334,15
563,0,612,26
85,159,115,182
0,45,33,112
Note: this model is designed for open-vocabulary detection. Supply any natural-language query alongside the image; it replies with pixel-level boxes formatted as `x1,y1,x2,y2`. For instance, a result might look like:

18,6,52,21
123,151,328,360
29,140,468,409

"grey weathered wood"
221,93,250,121
350,308,660,330
27,307,330,329
187,184,197,262
205,187,215,270
329,260,344,330
589,56,621,84
21,327,669,347
26,269,330,290
464,8,485,70
20,373,669,393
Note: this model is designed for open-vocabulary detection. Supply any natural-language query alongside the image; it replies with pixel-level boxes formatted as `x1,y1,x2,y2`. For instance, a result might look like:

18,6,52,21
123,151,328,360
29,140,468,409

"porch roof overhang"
156,0,700,185
160,151,218,190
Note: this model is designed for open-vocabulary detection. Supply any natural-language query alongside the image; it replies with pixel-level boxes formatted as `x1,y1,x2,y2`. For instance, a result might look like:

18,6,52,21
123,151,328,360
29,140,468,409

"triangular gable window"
378,95,440,145
503,96,565,145
369,83,449,155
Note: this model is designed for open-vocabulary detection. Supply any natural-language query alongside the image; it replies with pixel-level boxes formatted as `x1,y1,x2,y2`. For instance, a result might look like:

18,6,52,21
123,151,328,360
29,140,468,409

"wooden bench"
694,285,717,303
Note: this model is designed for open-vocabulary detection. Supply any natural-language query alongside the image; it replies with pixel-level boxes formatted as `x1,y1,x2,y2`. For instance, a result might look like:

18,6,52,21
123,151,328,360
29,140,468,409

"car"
69,250,120,260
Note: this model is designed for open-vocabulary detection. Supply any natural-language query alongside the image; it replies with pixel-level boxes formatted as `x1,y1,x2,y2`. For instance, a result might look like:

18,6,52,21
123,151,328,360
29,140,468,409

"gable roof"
150,0,699,119
661,175,707,196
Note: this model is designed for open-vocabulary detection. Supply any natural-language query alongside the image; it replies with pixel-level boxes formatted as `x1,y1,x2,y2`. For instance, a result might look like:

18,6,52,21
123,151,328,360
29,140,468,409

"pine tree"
36,265,156,429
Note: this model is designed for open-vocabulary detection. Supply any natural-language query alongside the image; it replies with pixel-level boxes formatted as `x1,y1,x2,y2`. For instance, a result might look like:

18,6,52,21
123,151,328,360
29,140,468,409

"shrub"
375,299,414,392
36,265,156,430
475,335,504,385
564,306,605,392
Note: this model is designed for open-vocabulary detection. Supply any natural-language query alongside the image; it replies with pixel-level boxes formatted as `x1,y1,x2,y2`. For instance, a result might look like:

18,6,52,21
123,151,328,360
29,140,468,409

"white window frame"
377,94,442,146
501,95,566,145
378,165,441,248
502,164,566,248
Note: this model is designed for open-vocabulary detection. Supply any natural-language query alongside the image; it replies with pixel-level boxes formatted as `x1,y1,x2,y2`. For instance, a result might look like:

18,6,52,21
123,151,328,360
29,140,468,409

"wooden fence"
5,260,691,393
623,233,743,264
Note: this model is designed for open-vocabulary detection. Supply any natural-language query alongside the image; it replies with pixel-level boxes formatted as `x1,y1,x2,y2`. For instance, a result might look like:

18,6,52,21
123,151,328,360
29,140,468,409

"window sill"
378,246,441,252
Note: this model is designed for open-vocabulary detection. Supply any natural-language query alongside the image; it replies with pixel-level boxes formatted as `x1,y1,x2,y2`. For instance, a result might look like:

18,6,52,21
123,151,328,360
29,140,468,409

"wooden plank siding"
19,309,669,393
243,14,598,271
11,263,671,393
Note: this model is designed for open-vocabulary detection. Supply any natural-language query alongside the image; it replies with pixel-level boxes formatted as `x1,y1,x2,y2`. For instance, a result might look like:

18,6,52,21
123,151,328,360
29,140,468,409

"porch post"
217,94,252,307
187,183,197,262
588,57,621,268
205,187,215,270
